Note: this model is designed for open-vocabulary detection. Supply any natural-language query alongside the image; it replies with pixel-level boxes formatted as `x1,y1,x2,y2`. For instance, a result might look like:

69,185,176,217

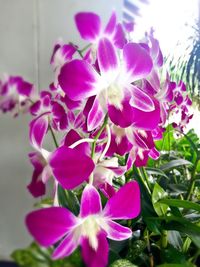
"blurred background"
0,0,199,260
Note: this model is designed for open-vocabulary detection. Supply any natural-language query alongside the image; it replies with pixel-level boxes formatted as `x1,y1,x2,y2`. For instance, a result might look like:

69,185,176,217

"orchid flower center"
79,215,108,251
106,83,123,110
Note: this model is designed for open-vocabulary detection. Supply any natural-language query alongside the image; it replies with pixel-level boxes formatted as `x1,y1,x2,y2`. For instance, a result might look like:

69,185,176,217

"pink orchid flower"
0,75,34,115
59,37,155,131
75,11,126,49
26,181,140,267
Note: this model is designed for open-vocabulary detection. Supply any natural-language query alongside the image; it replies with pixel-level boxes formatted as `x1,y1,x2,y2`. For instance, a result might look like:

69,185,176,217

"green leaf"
162,216,200,237
143,216,162,234
145,215,200,237
189,235,200,248
182,237,192,253
145,167,169,179
160,159,192,171
11,242,50,267
168,231,183,250
152,183,168,216
110,259,138,267
155,124,175,151
161,245,186,264
57,185,80,215
11,242,83,267
159,199,200,212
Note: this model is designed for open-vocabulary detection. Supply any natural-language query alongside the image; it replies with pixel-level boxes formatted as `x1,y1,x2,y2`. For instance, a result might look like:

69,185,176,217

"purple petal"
51,43,76,67
149,147,160,160
58,60,100,101
147,69,160,93
27,170,45,198
87,97,104,131
149,36,163,67
108,97,160,130
30,100,41,116
134,131,154,150
15,78,33,97
165,81,176,102
129,85,155,112
131,99,161,130
99,183,116,199
123,21,134,33
103,181,141,220
107,220,132,240
113,23,127,49
80,184,102,218
49,146,95,189
106,133,133,156
64,129,90,155
52,232,79,259
106,165,126,176
62,94,81,110
50,43,61,64
29,113,49,150
178,80,187,92
123,43,153,81
26,207,77,247
134,149,149,167
81,231,109,267
97,37,119,78
75,12,101,42
104,11,116,34
108,102,134,128
174,92,183,105
127,148,137,170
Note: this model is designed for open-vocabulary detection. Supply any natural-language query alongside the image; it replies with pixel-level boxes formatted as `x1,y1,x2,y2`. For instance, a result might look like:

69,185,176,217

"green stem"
145,229,154,267
80,43,91,53
69,42,91,58
49,125,59,148
91,115,108,159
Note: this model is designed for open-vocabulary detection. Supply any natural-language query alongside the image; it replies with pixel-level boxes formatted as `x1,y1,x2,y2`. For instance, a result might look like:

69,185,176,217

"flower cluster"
0,11,193,267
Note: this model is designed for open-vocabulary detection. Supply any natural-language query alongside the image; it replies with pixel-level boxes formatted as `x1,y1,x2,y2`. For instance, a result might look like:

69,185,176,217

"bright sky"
131,0,199,57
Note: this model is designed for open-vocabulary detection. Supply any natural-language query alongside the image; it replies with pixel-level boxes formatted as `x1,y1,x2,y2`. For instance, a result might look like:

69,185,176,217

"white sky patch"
130,0,198,57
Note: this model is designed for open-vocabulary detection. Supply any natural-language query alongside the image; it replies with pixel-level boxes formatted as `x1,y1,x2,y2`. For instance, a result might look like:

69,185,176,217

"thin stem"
99,124,111,161
49,124,59,148
80,43,91,53
69,42,91,59
91,115,108,159
146,229,154,267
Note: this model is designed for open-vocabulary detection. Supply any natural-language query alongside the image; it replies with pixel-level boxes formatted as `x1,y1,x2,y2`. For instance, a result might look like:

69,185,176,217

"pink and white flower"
59,38,155,131
26,181,140,267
